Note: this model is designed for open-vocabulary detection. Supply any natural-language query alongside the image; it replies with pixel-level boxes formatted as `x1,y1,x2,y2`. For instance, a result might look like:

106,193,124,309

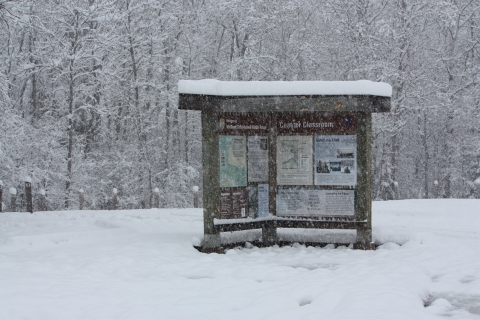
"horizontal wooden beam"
179,94,390,113
214,219,368,233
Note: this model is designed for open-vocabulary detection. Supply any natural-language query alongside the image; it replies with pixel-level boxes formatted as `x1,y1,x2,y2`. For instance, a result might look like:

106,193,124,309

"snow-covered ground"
0,199,479,319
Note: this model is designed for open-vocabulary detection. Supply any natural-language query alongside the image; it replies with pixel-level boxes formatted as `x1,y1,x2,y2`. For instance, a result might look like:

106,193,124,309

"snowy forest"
0,0,479,211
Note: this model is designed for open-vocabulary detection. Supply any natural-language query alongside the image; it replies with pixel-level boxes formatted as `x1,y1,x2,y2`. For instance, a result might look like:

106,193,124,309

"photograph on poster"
219,136,247,187
314,135,357,186
277,136,313,185
337,148,355,158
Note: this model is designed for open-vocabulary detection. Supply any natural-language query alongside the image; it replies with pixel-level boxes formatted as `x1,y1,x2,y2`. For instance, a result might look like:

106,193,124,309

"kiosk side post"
202,109,221,248
355,112,373,249
264,112,278,245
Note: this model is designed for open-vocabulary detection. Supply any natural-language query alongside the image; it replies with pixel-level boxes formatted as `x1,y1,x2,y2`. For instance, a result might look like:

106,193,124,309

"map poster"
247,136,269,182
314,135,357,186
277,136,313,185
247,184,269,218
219,136,247,188
220,187,248,219
277,188,355,217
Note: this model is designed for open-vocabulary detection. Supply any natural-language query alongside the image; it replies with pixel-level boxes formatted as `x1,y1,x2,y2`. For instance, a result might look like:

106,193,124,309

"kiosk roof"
178,79,392,97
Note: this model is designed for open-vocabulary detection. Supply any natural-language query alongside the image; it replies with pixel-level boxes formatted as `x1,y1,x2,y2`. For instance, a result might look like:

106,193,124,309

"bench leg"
262,222,277,246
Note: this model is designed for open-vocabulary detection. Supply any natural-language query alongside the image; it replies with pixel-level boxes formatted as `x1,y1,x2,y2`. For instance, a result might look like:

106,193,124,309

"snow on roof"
178,79,392,97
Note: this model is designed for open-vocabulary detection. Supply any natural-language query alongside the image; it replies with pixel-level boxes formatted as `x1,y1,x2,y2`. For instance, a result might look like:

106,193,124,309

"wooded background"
0,0,479,210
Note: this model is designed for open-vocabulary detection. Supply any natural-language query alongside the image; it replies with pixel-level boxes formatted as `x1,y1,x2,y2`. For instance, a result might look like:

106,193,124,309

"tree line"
0,0,479,211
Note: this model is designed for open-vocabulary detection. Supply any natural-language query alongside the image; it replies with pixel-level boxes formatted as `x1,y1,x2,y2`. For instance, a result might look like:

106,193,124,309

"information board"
277,188,355,217
219,136,247,188
247,136,269,182
277,136,313,185
314,135,357,186
217,113,359,220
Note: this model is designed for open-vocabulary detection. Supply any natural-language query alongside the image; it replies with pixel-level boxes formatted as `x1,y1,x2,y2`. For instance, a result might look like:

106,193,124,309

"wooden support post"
39,189,46,211
355,112,374,250
153,187,160,208
0,180,3,212
434,180,439,199
9,187,17,212
79,189,84,210
192,186,199,208
202,108,221,248
266,112,278,244
112,188,118,210
25,176,33,214
474,178,480,199
268,112,277,215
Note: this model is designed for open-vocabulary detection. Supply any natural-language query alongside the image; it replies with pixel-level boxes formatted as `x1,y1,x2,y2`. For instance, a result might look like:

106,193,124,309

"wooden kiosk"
178,80,391,250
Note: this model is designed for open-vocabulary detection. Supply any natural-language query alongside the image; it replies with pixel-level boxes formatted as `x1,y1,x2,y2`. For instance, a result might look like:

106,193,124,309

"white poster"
257,184,269,217
248,136,269,182
277,189,355,217
314,135,357,186
277,136,313,185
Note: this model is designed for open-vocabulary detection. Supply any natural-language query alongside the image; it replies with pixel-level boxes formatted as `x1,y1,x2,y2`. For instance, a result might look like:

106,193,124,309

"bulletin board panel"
216,112,360,221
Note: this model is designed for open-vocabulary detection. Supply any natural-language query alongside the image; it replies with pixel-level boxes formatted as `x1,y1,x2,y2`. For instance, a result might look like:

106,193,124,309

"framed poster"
247,136,269,182
220,187,248,219
277,136,313,185
314,135,357,186
219,136,247,188
277,188,355,217
257,184,269,218
247,183,269,218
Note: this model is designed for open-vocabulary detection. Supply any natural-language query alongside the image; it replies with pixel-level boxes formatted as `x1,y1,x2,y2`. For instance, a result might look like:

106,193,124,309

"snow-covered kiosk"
178,80,391,250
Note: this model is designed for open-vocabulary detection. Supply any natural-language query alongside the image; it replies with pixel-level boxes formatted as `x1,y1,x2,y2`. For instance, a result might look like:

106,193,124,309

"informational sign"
218,113,269,135
277,113,357,135
220,187,248,219
248,184,269,218
219,136,247,188
314,135,357,186
277,188,355,217
248,136,269,182
277,136,313,185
